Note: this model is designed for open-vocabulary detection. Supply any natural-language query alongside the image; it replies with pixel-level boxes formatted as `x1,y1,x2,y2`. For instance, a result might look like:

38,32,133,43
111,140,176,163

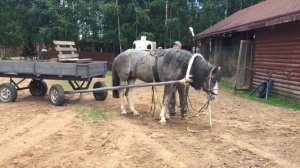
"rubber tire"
49,84,65,106
29,80,48,97
0,83,17,103
93,81,108,101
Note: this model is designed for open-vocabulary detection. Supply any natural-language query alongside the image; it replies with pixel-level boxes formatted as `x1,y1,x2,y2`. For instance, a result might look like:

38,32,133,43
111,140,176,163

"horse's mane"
164,49,214,90
190,56,214,90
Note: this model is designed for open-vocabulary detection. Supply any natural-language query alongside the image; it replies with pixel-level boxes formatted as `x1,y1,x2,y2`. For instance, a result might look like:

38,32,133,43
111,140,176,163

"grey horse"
112,48,221,124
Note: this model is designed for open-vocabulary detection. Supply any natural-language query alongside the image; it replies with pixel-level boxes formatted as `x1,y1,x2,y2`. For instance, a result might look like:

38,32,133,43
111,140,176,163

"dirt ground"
0,78,299,168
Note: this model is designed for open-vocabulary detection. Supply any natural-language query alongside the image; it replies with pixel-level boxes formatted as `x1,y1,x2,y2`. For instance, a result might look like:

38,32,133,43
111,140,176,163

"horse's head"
203,67,221,100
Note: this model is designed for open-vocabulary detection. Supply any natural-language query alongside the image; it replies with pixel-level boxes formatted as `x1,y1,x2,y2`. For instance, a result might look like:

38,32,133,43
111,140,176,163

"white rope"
207,68,213,130
208,101,212,129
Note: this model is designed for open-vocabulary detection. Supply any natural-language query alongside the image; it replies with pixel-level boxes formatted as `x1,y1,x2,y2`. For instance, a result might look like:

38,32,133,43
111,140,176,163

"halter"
205,67,218,97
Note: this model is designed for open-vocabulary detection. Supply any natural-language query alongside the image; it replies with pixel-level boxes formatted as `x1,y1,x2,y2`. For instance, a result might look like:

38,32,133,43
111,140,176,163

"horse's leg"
168,89,176,116
119,80,128,115
126,79,139,116
159,85,175,124
178,85,189,119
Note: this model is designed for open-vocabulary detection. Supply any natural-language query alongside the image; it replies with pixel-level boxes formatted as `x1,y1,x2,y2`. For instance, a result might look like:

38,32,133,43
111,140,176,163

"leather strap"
152,56,160,82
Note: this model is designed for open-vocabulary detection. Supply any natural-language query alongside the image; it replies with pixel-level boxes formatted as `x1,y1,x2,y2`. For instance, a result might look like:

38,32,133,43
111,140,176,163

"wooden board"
53,40,92,63
59,58,92,63
54,40,79,60
53,41,76,46
55,47,77,52
58,53,79,59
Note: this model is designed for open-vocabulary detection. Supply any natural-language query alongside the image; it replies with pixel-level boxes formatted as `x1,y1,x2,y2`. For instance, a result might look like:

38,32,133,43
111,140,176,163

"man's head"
173,41,182,49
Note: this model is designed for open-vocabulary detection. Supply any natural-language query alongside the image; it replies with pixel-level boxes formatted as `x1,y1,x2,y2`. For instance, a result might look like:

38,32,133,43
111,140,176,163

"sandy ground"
0,78,299,168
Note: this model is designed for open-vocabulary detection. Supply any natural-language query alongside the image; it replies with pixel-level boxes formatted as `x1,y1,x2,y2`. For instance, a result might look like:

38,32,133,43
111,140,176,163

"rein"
149,54,162,117
186,98,209,117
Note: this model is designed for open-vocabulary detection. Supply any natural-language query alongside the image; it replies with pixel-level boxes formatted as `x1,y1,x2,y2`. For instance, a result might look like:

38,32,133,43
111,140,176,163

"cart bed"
0,60,106,79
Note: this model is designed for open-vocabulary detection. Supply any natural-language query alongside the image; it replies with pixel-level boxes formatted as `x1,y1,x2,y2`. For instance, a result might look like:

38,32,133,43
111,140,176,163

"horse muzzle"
207,93,218,101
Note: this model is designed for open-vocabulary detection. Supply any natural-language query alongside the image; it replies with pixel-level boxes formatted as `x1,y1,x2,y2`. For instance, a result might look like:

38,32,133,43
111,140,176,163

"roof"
197,0,300,38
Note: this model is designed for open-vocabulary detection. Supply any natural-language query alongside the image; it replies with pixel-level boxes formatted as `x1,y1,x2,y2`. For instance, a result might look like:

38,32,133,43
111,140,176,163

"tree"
0,0,264,55
0,0,23,59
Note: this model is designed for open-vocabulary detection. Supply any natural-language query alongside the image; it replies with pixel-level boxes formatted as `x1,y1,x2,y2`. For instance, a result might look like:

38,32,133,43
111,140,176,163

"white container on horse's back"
133,36,157,51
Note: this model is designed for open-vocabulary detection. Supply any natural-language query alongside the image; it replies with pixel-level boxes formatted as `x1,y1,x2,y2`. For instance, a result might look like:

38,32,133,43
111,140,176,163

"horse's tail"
112,61,120,98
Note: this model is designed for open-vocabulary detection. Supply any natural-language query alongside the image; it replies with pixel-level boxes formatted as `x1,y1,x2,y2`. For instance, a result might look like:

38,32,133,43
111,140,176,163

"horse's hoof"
131,110,139,116
133,112,140,116
121,111,127,115
159,120,166,125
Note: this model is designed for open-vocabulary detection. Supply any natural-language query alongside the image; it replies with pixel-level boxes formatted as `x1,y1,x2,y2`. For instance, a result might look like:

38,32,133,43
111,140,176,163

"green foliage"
0,0,23,48
0,0,264,53
77,103,112,121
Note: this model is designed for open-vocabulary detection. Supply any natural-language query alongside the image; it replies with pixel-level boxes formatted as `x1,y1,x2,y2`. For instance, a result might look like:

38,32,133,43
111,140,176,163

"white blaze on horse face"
208,81,218,100
213,81,218,96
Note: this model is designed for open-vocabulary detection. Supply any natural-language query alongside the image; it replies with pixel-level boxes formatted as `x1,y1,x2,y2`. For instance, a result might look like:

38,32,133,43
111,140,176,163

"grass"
44,70,113,90
219,81,300,110
47,80,72,89
77,103,112,121
219,80,234,90
6,56,34,60
106,70,112,78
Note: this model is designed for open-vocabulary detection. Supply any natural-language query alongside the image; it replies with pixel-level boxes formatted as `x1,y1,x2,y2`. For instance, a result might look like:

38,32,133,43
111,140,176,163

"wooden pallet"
53,41,91,63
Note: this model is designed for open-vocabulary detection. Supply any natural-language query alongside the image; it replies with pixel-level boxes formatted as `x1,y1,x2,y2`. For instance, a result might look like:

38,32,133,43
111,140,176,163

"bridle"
204,67,218,97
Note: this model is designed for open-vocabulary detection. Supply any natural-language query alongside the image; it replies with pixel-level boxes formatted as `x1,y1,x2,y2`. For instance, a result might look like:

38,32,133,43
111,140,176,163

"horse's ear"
213,67,222,81
213,66,221,73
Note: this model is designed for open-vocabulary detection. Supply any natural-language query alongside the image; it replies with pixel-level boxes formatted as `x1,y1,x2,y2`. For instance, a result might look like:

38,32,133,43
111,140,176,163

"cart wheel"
0,83,17,103
29,79,48,97
93,82,108,101
49,84,65,106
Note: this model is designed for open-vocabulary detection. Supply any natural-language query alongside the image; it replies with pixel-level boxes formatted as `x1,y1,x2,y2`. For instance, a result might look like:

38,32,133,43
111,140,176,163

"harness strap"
152,56,160,82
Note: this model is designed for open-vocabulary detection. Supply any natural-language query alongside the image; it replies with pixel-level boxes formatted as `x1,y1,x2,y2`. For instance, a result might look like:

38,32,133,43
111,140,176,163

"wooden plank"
55,47,77,52
58,53,79,59
53,41,75,46
59,58,92,63
59,58,79,61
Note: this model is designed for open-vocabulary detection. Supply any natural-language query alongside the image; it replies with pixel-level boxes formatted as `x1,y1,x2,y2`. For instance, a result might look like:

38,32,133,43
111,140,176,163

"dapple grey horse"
112,48,221,124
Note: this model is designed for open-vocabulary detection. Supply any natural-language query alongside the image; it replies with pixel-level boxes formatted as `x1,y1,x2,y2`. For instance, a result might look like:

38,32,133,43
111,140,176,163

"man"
168,41,182,116
173,41,182,49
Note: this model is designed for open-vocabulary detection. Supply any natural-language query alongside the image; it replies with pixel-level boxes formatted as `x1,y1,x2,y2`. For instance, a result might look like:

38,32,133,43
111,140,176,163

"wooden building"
196,0,300,99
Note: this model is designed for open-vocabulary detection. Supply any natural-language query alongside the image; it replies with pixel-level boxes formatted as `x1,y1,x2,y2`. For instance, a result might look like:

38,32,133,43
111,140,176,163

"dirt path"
0,110,76,163
0,80,299,168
